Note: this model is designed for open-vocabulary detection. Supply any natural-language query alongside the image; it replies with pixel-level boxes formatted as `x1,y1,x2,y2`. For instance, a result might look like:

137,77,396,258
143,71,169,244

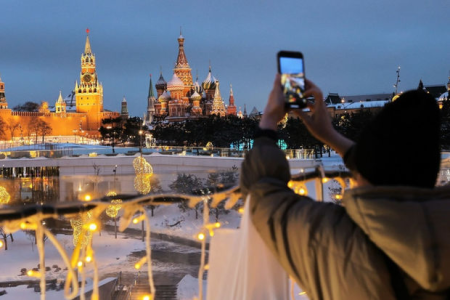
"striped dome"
202,66,217,91
190,91,202,101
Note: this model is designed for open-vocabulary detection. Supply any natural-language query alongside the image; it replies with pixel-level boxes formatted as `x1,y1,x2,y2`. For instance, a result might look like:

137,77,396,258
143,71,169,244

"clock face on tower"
83,74,92,82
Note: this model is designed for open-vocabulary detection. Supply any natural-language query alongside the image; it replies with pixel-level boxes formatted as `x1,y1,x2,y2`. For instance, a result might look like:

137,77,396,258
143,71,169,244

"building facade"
0,30,120,142
146,33,239,123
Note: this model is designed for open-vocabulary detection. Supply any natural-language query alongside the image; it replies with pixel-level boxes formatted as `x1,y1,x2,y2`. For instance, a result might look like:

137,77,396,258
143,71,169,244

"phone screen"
279,56,305,107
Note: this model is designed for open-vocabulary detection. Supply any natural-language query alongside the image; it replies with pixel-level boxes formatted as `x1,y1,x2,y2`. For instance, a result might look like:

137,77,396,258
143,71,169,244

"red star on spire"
86,28,90,34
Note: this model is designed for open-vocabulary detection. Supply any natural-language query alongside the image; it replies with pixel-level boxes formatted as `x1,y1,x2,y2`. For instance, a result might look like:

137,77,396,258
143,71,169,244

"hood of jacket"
344,185,450,292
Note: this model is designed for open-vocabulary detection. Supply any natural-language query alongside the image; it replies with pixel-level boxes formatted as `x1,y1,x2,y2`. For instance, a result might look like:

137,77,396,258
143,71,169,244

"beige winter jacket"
240,137,450,300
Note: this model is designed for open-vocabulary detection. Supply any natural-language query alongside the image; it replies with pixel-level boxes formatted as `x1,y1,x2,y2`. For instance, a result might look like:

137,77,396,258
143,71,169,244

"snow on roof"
329,100,388,110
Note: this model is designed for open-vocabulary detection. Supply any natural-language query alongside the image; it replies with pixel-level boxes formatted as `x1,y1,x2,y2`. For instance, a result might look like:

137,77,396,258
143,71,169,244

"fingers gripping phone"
277,51,307,109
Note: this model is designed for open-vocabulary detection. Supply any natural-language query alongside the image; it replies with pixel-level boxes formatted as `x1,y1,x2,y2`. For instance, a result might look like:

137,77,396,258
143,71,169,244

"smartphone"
277,51,306,109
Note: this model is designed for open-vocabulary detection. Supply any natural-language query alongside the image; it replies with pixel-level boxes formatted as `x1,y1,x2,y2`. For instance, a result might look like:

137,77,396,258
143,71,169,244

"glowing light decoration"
105,191,122,218
133,156,153,194
70,211,93,247
0,187,10,205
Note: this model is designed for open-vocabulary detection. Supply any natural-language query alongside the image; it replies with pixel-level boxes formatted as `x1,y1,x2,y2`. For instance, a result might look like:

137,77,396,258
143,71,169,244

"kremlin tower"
227,84,237,116
121,96,129,120
55,91,66,116
75,29,104,131
0,75,8,109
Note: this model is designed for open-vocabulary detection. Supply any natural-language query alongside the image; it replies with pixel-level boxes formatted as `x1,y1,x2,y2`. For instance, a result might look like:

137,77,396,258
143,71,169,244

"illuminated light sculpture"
70,211,93,247
133,156,153,195
0,186,10,205
106,191,122,239
105,192,122,218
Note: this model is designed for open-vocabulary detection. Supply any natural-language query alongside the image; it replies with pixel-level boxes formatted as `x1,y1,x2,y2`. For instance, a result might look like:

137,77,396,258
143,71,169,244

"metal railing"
0,145,316,160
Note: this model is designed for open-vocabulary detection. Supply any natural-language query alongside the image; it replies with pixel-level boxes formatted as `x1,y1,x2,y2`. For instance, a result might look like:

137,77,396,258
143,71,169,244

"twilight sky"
1,0,449,116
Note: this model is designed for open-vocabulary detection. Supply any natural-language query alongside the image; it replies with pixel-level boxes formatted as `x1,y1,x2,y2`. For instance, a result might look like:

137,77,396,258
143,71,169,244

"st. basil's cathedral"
145,33,244,123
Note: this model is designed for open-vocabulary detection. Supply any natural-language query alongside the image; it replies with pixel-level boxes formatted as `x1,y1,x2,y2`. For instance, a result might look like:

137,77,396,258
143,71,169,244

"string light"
87,223,98,231
0,240,3,248
132,214,146,224
197,233,205,240
295,185,308,196
135,256,148,270
27,270,42,278
20,222,37,230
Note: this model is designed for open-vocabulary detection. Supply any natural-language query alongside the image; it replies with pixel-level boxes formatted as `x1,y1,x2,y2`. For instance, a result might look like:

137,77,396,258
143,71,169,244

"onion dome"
194,74,203,94
190,91,202,101
155,72,167,90
167,73,184,91
159,90,170,102
202,65,217,91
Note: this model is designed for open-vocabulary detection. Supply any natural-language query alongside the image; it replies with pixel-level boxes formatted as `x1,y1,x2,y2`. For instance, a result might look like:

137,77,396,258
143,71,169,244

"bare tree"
0,227,14,251
0,117,6,140
7,118,19,141
37,119,52,144
27,117,40,144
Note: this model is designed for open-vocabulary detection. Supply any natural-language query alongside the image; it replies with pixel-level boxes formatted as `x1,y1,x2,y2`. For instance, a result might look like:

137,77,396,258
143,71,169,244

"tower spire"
85,28,92,54
173,32,193,95
148,74,155,98
175,34,189,68
226,84,237,116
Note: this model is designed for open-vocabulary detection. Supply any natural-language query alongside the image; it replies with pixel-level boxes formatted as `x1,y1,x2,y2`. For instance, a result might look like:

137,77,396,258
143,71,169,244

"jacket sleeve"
240,137,391,300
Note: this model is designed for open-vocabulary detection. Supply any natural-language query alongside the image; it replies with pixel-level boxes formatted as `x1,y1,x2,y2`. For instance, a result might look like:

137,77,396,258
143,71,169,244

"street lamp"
139,129,143,153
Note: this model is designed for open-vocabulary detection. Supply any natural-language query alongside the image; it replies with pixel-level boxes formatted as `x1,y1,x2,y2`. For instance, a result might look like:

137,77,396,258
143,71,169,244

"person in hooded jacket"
240,74,449,300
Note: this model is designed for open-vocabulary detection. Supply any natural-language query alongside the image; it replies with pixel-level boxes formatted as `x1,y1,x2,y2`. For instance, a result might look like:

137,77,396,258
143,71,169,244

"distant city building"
0,29,120,141
437,76,450,101
121,96,129,120
146,33,239,123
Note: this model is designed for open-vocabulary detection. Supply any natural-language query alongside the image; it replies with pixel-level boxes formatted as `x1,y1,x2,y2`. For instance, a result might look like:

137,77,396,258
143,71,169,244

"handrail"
0,168,351,222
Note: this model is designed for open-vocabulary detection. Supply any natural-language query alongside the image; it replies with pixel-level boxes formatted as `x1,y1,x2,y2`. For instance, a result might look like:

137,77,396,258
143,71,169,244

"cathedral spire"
85,28,92,54
147,74,156,123
173,32,193,95
148,74,155,98
175,31,189,68
211,80,226,117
